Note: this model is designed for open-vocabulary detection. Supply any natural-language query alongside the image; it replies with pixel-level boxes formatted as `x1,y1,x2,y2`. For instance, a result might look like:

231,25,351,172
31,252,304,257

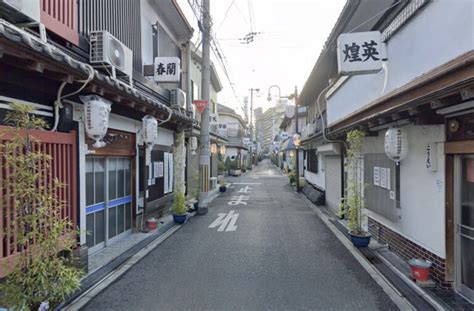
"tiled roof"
0,20,193,124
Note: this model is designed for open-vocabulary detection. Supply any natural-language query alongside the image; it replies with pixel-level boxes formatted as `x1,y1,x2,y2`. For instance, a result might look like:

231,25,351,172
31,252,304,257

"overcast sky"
177,0,346,115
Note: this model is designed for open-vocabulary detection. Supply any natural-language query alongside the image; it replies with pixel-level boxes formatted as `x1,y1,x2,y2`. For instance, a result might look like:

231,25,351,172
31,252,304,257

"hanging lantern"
189,137,198,155
384,127,408,163
210,143,217,154
142,115,158,146
80,95,112,148
219,145,226,155
293,134,301,147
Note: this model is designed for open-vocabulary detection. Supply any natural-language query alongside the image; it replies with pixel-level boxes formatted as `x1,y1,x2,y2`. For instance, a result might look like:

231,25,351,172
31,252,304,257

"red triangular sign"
193,100,208,114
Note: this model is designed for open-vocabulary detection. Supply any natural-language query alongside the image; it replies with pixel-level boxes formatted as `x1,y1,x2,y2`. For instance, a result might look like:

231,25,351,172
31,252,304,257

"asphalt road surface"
83,160,397,311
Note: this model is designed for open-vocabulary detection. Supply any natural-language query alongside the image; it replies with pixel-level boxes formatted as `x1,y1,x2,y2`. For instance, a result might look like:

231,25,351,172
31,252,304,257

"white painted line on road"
231,182,261,185
300,196,416,311
64,225,183,310
226,213,239,232
209,210,239,232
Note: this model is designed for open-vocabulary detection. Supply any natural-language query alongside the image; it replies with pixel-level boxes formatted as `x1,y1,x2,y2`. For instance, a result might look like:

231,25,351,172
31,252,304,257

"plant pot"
173,214,187,224
219,186,227,192
408,259,431,281
147,219,158,230
349,232,371,248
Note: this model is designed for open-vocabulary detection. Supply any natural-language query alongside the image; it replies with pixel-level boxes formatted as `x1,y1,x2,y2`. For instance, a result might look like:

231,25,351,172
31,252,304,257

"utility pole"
198,0,211,215
294,86,300,192
249,88,259,168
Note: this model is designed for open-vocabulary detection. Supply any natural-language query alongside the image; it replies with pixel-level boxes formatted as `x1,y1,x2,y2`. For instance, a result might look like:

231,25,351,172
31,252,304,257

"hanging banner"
193,100,208,114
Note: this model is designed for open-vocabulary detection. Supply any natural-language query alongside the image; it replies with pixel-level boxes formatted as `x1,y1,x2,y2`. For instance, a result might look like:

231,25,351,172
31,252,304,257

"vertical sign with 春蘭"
154,57,181,82
337,31,387,75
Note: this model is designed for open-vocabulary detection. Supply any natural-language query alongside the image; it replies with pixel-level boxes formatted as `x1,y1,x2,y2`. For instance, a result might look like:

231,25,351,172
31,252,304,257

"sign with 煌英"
337,31,386,75
154,57,181,82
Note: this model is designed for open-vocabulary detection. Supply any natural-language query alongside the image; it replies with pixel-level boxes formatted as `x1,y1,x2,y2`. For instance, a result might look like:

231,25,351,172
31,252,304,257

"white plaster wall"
366,124,446,257
156,127,174,146
328,0,474,125
140,0,180,67
304,154,325,190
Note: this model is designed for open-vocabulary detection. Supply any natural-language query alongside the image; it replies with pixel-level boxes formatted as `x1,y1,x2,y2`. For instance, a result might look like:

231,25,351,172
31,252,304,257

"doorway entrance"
86,156,133,253
455,155,474,302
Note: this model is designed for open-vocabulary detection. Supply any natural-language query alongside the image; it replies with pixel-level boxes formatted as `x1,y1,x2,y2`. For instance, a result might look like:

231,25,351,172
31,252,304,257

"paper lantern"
219,145,226,155
210,143,217,154
293,134,301,147
142,115,158,146
189,137,198,155
384,127,408,163
80,95,112,148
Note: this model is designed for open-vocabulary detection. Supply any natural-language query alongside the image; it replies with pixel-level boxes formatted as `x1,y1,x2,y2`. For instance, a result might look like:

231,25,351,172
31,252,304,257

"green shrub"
173,193,187,215
0,103,82,310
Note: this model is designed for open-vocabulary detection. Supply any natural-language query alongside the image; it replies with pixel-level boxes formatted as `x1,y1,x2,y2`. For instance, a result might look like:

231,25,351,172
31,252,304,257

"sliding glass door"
456,155,474,302
86,157,133,252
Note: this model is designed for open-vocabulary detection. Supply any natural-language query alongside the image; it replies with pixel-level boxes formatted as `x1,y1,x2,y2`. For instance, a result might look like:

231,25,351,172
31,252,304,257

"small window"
307,149,318,173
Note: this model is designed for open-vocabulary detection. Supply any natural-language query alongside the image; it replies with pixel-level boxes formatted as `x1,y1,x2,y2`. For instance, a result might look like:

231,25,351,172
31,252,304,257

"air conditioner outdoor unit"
89,30,133,85
170,88,186,109
0,0,40,23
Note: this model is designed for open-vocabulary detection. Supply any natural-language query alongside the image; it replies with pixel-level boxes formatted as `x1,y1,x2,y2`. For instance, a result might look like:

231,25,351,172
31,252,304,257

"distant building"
217,104,249,169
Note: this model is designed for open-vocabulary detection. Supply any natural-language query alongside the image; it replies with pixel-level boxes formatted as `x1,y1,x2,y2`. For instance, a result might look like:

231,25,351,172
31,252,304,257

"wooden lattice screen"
41,0,79,45
0,126,77,277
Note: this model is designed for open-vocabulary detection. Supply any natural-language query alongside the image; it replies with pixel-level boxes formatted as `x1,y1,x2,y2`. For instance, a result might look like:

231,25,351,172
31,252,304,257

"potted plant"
219,179,227,192
172,193,187,224
346,129,371,247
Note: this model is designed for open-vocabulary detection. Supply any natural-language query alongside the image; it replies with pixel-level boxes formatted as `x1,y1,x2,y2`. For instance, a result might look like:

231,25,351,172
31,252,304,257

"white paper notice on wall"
380,167,387,189
426,143,438,172
374,167,380,186
386,168,391,190
389,191,395,200
153,161,164,178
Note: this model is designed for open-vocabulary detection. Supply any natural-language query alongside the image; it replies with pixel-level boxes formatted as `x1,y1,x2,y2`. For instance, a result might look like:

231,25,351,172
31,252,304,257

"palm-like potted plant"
219,179,227,192
172,193,187,224
346,129,371,247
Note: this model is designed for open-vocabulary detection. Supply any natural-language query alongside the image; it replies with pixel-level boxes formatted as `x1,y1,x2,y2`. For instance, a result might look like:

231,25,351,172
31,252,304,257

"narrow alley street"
83,160,397,311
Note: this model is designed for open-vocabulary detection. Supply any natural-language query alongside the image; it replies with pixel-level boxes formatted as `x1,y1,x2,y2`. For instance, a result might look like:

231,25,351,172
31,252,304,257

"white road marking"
209,210,239,232
228,195,250,205
237,185,252,193
231,182,261,185
226,213,239,231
